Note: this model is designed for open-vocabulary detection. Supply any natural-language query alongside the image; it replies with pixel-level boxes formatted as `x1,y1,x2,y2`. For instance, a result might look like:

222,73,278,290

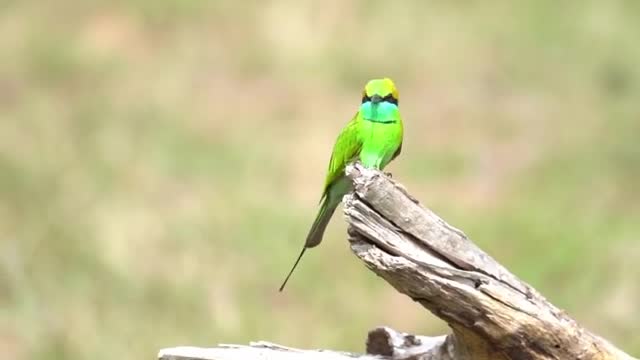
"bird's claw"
384,172,393,178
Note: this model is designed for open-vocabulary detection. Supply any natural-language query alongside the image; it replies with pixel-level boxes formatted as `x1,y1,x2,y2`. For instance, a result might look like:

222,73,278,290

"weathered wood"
158,342,369,360
158,164,637,360
158,327,451,360
344,164,636,360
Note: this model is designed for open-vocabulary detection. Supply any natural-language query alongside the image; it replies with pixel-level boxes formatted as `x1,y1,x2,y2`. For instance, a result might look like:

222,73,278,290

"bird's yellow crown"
362,78,399,104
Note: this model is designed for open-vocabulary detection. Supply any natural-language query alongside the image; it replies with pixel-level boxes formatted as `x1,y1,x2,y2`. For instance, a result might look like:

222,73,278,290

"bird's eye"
383,94,398,105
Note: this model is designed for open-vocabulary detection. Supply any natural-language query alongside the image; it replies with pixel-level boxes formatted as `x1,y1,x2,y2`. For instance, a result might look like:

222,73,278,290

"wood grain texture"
344,164,635,360
157,164,637,360
158,328,450,360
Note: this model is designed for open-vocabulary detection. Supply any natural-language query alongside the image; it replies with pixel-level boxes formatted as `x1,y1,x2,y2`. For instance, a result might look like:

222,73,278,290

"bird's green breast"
357,108,403,169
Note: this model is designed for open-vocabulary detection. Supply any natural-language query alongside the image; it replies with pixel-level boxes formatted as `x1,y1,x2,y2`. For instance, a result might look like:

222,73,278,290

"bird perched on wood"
279,78,404,291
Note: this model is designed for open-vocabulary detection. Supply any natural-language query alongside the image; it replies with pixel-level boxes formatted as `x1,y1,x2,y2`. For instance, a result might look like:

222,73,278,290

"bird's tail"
278,196,338,292
305,195,339,248
278,247,307,292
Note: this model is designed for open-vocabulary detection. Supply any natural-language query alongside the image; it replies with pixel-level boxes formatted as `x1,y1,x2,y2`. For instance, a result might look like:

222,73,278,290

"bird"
279,78,404,291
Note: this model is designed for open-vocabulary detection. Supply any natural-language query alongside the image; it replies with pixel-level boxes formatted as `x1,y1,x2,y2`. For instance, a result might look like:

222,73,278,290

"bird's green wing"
392,141,403,161
321,112,362,199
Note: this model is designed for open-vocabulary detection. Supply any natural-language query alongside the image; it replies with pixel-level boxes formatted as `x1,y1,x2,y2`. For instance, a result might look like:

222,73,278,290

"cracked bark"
158,164,636,360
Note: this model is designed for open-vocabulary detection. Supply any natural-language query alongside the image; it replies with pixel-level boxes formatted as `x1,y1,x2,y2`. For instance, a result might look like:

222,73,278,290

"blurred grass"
1,0,639,359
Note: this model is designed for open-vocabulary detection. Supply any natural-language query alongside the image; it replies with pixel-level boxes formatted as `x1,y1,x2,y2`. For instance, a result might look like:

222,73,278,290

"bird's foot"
384,172,393,178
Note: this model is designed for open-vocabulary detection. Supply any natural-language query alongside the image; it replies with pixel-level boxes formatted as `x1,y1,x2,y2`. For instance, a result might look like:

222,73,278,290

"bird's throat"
360,102,399,123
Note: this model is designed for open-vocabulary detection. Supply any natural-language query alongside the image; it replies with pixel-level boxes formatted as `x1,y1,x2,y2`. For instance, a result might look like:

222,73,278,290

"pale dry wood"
157,164,637,360
344,163,636,360
158,327,451,360
158,342,369,360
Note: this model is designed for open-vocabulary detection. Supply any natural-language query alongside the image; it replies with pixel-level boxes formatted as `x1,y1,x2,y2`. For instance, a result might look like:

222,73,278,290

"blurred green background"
1,1,639,359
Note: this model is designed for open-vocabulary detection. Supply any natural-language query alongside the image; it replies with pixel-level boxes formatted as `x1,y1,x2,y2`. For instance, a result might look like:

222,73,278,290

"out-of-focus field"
1,1,639,359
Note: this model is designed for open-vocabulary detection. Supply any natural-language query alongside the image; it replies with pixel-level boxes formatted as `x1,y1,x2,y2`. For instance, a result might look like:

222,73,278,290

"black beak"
370,94,383,104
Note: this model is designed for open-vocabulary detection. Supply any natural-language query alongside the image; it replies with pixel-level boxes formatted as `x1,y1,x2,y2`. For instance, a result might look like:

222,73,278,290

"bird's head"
360,78,400,123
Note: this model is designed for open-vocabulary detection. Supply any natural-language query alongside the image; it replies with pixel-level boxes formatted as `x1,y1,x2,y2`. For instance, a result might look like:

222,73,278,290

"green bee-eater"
279,78,404,291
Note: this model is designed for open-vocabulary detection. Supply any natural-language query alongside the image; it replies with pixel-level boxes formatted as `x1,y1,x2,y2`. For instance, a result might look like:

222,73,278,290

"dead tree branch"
158,164,636,360
343,164,634,360
159,327,452,360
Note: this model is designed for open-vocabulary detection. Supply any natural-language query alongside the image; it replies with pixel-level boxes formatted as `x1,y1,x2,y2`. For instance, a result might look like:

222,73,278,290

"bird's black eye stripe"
383,94,398,105
361,94,398,105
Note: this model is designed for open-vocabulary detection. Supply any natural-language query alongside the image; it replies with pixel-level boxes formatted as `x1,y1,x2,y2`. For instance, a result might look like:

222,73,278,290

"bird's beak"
370,94,383,104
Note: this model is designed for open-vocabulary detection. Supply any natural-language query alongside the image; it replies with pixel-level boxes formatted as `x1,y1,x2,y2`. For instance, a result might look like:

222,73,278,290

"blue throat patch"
360,101,399,123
